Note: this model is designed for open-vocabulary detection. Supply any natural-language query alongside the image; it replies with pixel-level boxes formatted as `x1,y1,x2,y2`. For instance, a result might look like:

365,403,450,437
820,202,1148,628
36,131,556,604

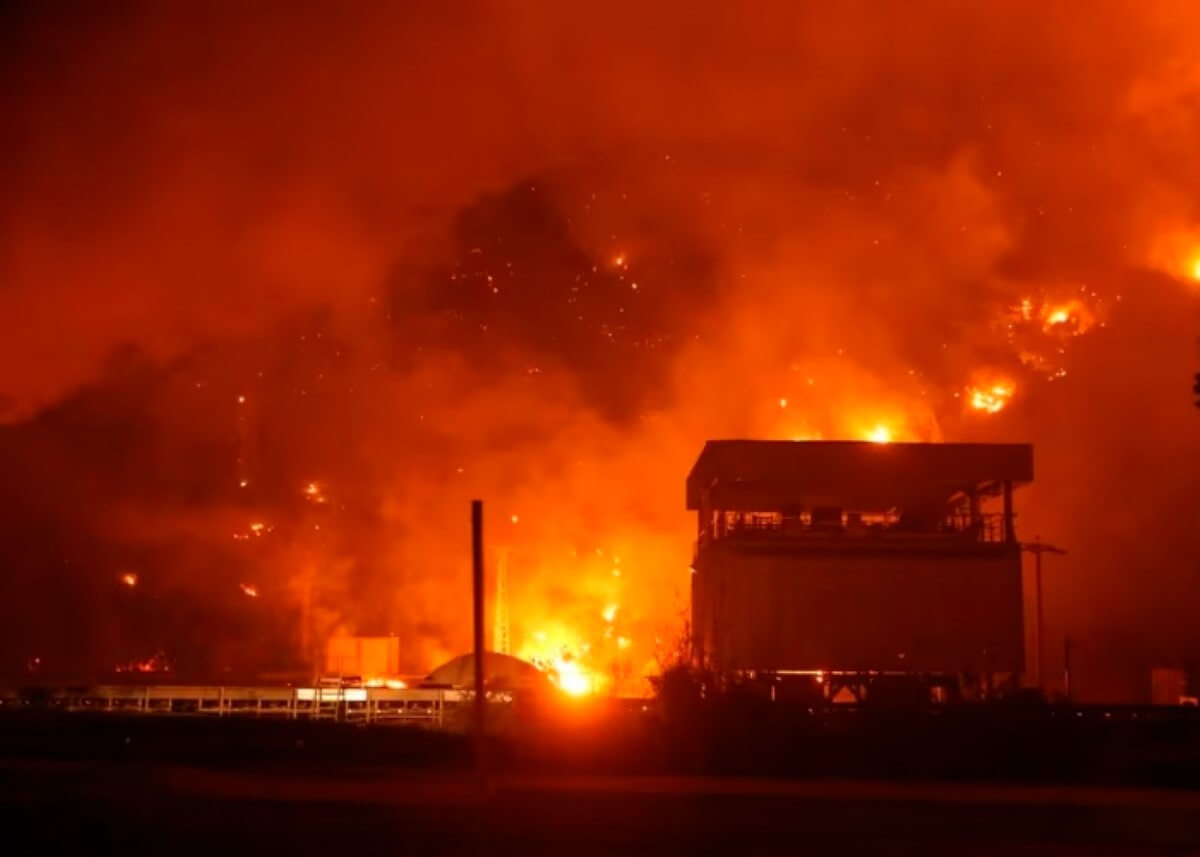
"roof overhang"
686,440,1033,510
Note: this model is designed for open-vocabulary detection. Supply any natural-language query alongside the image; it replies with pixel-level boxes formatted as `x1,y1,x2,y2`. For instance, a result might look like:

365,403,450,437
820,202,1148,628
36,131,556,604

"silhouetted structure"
688,441,1033,696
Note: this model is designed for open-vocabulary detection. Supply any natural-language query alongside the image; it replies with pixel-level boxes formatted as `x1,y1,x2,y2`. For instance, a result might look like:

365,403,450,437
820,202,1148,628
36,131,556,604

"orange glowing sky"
0,1,1198,700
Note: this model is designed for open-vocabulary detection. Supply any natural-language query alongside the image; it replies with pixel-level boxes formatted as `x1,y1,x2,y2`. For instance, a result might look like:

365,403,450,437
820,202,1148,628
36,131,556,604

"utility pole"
1020,537,1066,692
471,500,486,779
1063,636,1072,701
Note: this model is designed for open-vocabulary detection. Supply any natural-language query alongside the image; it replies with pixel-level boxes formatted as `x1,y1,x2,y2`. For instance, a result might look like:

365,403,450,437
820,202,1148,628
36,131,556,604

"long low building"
1,683,468,726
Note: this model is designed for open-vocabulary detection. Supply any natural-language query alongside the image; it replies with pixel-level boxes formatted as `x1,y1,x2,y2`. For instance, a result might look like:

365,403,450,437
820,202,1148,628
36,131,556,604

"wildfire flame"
1146,229,1200,284
1039,299,1093,335
968,380,1015,414
521,629,604,697
551,655,593,697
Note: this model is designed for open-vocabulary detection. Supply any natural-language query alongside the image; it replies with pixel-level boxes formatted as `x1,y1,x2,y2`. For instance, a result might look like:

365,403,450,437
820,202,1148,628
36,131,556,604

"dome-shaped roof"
424,651,549,690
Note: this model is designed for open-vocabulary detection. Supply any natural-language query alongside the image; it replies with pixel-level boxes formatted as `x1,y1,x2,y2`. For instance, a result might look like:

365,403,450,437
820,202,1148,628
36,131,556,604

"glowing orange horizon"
865,425,892,444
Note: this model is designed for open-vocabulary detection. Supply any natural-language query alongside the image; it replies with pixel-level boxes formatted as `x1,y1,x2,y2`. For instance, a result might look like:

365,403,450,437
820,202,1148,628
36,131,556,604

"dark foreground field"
2,707,1200,854
5,762,1200,855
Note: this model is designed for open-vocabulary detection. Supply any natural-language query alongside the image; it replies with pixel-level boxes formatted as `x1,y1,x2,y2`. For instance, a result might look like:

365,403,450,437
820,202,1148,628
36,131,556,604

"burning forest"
1,1,1200,701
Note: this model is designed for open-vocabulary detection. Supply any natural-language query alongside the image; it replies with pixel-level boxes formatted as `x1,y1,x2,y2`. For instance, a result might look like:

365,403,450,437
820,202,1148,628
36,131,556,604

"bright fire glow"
120,572,138,587
239,582,258,597
865,424,892,444
520,626,608,697
1039,300,1093,335
968,381,1015,414
602,603,618,623
362,677,406,689
553,657,593,696
1192,257,1200,281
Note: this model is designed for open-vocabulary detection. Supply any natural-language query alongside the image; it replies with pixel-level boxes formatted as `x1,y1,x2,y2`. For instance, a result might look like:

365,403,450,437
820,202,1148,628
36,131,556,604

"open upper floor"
688,440,1033,551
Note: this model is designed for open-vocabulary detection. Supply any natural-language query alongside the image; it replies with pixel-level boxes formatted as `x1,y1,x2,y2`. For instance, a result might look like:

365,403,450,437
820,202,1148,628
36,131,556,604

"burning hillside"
1,2,1199,699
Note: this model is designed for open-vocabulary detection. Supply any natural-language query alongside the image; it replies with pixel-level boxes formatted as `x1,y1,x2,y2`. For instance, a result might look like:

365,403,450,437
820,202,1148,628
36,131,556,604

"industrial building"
688,440,1033,697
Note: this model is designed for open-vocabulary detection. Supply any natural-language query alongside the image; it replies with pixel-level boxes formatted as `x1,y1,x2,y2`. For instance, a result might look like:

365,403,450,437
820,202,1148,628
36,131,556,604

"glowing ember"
865,425,892,444
239,582,258,597
303,482,327,503
117,650,171,673
612,253,627,268
249,521,266,533
510,514,520,524
778,397,788,408
1192,257,1200,281
602,603,618,623
119,572,138,587
617,636,631,650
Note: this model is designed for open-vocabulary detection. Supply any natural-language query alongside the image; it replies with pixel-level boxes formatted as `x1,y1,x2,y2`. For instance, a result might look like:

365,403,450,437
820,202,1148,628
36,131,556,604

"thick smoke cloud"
1,1,1198,698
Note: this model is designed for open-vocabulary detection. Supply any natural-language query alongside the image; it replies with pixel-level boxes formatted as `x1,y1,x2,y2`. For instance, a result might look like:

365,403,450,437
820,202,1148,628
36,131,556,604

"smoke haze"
1,1,1198,698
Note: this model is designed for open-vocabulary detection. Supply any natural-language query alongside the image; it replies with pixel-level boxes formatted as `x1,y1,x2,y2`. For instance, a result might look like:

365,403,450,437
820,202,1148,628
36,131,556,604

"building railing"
698,511,1011,548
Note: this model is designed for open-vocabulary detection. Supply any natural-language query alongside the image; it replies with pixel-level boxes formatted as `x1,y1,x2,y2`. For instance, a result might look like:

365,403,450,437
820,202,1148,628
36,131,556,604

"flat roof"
686,440,1033,510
